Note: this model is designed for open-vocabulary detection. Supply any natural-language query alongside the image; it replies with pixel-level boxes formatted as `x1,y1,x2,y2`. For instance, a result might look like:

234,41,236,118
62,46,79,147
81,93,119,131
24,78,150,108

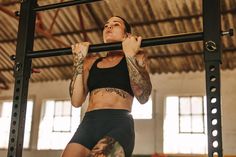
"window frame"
164,95,208,154
178,96,206,134
37,99,81,150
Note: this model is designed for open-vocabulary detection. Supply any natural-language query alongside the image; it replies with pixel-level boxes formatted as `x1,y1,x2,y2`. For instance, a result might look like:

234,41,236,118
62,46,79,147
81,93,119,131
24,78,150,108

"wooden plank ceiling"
0,0,236,88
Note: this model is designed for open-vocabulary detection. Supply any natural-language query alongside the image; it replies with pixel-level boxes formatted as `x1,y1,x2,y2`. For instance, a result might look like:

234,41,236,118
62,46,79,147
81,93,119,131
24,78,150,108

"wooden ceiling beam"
76,5,88,41
0,5,69,47
0,1,19,6
0,74,9,90
48,0,64,33
1,7,235,44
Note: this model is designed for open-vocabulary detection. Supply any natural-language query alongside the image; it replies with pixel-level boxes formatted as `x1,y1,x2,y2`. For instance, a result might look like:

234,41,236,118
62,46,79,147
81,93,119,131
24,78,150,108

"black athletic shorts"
69,109,135,157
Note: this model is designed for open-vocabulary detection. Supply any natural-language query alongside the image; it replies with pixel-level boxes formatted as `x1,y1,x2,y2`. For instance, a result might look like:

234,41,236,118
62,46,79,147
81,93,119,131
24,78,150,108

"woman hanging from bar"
61,16,152,157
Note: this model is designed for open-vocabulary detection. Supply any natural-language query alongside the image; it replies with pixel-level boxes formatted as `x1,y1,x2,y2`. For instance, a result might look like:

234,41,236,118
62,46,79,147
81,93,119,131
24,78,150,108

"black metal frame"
7,0,223,157
203,0,223,157
7,1,37,157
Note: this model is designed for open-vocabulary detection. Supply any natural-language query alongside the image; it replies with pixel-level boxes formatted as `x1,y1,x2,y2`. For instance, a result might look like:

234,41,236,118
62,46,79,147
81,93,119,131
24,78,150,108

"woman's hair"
115,16,131,34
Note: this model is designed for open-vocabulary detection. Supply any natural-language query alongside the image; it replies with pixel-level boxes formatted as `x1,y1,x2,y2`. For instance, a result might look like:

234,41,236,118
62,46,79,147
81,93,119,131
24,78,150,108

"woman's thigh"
61,143,91,157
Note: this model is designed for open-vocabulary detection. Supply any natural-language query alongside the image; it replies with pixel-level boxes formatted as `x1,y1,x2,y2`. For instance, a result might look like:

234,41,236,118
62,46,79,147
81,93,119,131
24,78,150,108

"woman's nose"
107,25,112,29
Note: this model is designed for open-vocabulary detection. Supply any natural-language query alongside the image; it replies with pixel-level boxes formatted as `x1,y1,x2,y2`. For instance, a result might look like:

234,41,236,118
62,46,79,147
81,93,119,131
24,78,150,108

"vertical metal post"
7,0,37,157
203,0,223,157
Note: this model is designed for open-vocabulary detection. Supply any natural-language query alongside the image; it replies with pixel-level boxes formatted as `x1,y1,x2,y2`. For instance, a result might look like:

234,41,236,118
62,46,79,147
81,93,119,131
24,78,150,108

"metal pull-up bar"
33,0,102,11
28,32,203,58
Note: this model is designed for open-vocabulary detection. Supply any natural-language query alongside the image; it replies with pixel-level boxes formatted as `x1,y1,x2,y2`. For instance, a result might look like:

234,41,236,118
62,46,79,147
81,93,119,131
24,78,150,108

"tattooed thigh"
88,136,125,157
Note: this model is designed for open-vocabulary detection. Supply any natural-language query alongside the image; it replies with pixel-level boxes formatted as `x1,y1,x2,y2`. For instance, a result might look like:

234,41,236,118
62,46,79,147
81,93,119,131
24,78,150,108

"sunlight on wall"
131,97,152,119
0,100,33,148
164,96,207,154
37,100,81,150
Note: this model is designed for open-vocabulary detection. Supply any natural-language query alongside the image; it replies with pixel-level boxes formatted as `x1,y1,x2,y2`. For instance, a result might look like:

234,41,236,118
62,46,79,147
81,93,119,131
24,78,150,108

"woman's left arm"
122,36,152,104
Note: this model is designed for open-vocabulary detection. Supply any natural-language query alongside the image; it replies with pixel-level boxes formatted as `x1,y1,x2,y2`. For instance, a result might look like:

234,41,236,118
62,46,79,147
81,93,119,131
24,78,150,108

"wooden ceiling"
0,0,236,87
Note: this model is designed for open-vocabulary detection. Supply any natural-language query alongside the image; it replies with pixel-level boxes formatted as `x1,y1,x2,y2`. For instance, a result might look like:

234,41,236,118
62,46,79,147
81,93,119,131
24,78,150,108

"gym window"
164,96,207,154
0,100,33,149
131,97,152,119
37,100,81,150
179,96,206,134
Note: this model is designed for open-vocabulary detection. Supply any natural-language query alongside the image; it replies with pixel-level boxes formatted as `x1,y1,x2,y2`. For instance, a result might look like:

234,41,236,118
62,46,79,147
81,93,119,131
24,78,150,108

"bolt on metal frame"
7,0,224,157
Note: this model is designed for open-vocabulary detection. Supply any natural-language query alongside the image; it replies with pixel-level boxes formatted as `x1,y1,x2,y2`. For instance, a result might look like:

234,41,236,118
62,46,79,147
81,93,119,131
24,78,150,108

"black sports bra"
87,57,134,96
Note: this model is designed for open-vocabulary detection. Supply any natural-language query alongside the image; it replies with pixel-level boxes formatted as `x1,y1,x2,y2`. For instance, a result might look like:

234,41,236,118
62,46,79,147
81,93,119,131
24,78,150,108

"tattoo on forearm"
92,88,129,98
69,72,78,97
69,53,85,97
73,52,85,74
125,56,152,104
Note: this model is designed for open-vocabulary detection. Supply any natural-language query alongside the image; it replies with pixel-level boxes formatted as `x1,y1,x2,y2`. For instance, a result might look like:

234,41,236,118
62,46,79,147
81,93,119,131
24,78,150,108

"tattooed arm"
122,36,152,104
69,42,90,107
125,52,152,104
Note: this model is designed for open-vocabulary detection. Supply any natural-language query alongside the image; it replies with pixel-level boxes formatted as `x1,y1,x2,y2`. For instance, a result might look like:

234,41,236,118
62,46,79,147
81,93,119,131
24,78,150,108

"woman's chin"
104,38,122,43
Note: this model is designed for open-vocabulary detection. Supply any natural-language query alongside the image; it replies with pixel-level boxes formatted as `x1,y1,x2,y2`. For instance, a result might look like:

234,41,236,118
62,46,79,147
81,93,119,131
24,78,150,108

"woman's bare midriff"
87,88,133,112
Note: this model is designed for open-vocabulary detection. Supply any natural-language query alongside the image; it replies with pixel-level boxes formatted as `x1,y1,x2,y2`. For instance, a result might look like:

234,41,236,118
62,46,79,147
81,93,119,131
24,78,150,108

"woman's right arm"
69,42,90,107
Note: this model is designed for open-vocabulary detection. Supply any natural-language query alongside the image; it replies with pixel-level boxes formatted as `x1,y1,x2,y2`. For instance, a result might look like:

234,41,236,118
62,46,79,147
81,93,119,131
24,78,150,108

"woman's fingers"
71,43,80,54
71,42,90,54
137,36,142,46
125,35,141,42
122,35,142,57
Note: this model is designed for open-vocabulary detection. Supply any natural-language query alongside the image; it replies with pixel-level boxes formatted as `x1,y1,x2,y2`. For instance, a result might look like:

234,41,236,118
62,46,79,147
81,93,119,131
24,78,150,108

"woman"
61,16,152,157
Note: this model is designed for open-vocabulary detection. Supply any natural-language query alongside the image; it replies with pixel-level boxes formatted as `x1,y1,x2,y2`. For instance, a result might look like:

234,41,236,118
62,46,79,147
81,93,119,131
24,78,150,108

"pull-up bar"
33,0,102,12
28,32,203,58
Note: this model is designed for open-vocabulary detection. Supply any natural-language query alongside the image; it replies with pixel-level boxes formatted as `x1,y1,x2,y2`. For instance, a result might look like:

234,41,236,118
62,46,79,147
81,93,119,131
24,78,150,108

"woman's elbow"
70,91,88,108
135,92,150,104
137,96,149,104
137,86,152,104
71,97,83,108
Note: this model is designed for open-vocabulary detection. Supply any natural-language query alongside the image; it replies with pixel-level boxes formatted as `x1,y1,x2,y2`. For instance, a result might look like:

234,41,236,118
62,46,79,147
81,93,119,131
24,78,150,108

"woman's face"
103,17,128,43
